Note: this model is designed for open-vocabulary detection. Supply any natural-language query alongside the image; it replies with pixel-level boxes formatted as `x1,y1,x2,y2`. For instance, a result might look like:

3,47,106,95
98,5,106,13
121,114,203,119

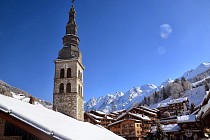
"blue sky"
0,0,210,102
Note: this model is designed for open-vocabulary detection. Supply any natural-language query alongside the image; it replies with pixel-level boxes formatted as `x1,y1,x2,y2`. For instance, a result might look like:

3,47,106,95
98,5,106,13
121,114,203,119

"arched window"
66,83,71,93
78,85,80,95
80,73,82,81
80,86,83,96
78,70,82,81
78,70,80,79
59,83,64,93
67,68,71,78
60,69,65,78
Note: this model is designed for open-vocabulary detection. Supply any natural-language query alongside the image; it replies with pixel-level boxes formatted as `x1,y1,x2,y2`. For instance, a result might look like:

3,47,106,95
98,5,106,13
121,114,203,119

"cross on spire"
72,0,75,4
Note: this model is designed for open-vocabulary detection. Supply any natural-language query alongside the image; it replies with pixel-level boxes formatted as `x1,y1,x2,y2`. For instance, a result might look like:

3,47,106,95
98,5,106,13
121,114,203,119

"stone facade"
53,4,84,121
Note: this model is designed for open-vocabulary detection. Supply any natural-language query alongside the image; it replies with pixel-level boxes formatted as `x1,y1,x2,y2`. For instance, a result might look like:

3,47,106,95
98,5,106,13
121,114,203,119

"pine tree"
154,91,158,103
147,96,150,104
190,102,195,113
181,77,192,91
154,121,165,140
162,87,167,100
143,96,147,105
205,80,209,91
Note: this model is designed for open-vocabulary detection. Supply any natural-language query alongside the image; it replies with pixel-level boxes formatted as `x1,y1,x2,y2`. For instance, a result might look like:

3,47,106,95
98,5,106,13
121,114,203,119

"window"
80,86,82,95
80,73,82,81
67,68,71,78
78,70,82,81
59,83,64,93
78,85,80,94
60,69,65,78
78,70,80,78
66,83,71,93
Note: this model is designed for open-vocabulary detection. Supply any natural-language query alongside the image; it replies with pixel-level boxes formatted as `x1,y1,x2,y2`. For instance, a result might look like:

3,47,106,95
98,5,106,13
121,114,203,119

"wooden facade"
84,110,115,128
178,121,202,139
108,112,152,140
0,110,56,140
157,97,189,118
128,107,158,124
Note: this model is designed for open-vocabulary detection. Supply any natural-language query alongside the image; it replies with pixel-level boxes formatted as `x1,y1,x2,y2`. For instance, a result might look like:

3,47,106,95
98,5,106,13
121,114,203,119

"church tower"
53,2,84,121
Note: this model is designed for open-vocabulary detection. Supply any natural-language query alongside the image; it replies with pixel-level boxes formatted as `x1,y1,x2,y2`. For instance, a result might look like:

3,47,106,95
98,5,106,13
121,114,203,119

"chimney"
29,96,35,104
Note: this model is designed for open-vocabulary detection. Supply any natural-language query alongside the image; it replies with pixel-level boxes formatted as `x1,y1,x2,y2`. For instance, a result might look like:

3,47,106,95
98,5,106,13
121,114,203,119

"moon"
160,24,172,39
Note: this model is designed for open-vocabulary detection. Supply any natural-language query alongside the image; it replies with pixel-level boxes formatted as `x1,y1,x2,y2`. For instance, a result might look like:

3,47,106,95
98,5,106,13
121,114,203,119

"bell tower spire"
53,1,84,121
59,0,80,59
66,3,77,35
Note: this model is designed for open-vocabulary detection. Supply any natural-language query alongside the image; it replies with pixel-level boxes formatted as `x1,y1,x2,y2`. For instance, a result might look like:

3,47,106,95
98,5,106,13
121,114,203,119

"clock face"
185,130,193,137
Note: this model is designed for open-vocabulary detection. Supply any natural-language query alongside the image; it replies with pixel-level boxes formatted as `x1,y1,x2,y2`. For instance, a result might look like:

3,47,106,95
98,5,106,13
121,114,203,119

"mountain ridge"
85,62,210,113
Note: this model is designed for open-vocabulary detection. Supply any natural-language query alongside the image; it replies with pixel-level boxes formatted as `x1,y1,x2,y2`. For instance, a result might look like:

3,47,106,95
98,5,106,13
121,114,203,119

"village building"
150,123,180,139
84,110,115,128
128,106,158,124
177,114,202,139
0,94,124,140
157,97,189,118
108,112,152,140
53,2,84,121
84,109,127,128
197,91,210,138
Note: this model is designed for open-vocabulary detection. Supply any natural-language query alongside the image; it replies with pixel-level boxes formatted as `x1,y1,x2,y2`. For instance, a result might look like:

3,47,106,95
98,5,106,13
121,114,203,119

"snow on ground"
192,76,210,87
11,91,44,107
0,94,125,140
150,86,206,109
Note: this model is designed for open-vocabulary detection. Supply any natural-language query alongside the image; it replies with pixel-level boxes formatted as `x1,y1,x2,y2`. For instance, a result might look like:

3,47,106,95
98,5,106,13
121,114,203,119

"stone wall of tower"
53,59,84,121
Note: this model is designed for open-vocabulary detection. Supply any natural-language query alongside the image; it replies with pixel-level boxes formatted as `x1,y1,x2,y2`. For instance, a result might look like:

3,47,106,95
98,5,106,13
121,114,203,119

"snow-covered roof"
89,113,103,119
0,94,125,140
177,115,196,123
151,124,180,133
139,106,158,113
95,110,106,115
128,107,157,116
106,116,114,120
130,113,151,121
197,91,210,118
157,102,169,108
168,97,188,104
157,97,188,108
108,118,142,127
116,112,151,121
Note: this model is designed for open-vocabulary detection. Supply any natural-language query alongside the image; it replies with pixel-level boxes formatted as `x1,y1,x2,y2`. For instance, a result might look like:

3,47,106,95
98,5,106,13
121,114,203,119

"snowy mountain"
85,84,157,113
85,62,210,113
183,62,210,80
0,80,52,108
1,62,210,114
150,86,206,109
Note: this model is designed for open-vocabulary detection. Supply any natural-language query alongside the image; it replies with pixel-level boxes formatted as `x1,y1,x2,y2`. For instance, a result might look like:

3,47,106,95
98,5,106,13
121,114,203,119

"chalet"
177,114,202,139
159,115,177,125
0,94,125,140
150,123,180,139
197,91,210,138
84,110,115,128
128,106,158,124
157,97,189,118
108,112,152,140
109,109,127,119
